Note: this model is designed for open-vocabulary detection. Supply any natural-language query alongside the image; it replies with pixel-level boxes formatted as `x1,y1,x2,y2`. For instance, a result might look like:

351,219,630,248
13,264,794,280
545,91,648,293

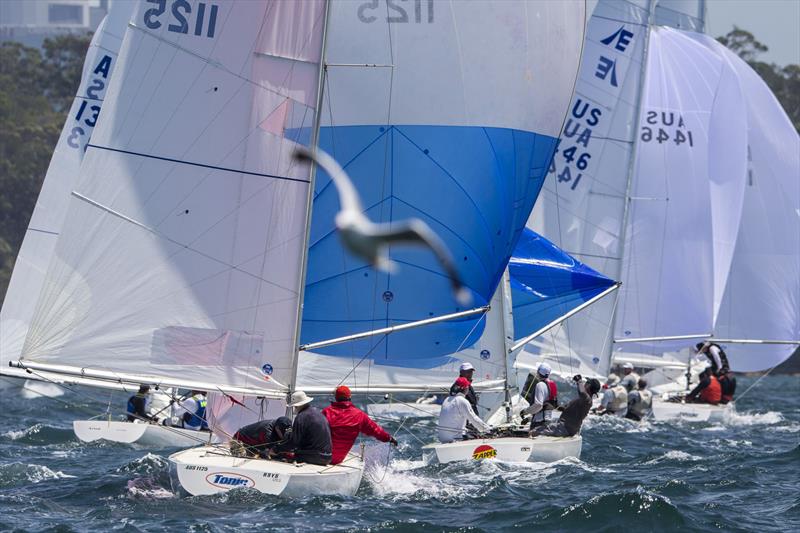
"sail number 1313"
143,0,219,38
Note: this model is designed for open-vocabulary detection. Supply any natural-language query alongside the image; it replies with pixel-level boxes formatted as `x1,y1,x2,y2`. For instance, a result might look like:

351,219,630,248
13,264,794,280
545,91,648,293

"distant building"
0,0,112,48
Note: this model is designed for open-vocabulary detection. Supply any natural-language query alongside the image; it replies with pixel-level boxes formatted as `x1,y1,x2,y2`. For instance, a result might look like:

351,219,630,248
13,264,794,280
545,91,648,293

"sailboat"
524,0,799,421
0,1,135,397
9,0,588,496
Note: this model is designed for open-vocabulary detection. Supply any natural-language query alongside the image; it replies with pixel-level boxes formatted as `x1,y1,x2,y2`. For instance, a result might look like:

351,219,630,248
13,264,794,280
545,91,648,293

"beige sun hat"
606,373,621,387
289,390,314,408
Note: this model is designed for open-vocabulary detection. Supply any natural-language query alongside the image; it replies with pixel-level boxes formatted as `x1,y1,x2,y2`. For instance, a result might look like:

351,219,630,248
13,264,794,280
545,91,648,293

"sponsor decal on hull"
472,444,497,460
205,472,255,489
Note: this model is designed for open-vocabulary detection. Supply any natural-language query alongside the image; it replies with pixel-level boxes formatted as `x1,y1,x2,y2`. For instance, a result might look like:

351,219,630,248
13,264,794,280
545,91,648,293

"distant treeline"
0,28,798,370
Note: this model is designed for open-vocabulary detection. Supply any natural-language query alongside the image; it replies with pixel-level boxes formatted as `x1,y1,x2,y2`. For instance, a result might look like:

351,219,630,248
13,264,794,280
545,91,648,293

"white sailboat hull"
169,445,364,498
21,379,65,399
73,420,212,448
650,399,732,422
423,436,582,464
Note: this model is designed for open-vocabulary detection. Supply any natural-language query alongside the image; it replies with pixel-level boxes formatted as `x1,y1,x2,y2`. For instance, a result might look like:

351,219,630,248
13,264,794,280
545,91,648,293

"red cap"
335,385,351,401
454,377,470,390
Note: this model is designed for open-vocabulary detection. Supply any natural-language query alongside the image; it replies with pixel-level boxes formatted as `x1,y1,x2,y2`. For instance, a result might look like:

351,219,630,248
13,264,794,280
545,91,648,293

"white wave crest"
126,478,175,499
644,450,702,464
0,462,75,484
2,423,44,440
724,410,784,426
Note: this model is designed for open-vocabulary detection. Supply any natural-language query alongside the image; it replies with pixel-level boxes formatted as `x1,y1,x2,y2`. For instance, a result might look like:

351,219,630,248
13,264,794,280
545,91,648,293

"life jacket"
184,394,208,429
699,375,722,404
522,374,558,409
608,385,628,412
126,392,147,415
628,389,652,417
707,343,730,375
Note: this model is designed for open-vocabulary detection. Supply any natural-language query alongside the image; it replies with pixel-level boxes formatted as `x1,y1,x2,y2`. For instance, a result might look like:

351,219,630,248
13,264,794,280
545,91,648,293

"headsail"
527,0,653,379
301,0,587,379
0,2,134,375
16,1,327,396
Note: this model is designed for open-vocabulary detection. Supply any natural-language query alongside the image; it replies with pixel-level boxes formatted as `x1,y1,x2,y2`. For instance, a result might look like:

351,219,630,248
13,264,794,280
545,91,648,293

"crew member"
686,366,721,405
230,417,292,458
718,369,737,404
626,379,652,421
438,377,492,443
449,362,479,414
596,374,628,417
323,385,397,465
619,362,640,393
127,384,152,422
174,390,208,430
532,376,600,437
695,342,730,376
287,390,332,465
520,362,558,429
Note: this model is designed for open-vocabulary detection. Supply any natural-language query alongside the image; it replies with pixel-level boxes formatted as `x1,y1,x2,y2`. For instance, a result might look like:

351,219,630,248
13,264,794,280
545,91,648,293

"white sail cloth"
0,2,133,371
526,0,652,379
17,1,327,394
614,25,748,353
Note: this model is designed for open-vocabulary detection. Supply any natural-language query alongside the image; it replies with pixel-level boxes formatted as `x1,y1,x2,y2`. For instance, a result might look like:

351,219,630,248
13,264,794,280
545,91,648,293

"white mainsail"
0,2,134,379
15,1,327,399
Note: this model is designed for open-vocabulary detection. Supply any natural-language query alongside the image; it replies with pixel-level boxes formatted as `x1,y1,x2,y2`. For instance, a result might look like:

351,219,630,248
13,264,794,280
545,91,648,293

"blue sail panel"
302,125,557,367
510,228,616,340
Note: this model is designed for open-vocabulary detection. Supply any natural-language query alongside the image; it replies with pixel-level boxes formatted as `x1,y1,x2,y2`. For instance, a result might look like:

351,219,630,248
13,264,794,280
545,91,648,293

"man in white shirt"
437,377,492,443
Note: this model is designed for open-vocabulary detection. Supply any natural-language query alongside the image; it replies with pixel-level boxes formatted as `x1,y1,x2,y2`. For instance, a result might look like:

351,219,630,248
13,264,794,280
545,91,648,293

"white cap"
288,390,314,407
459,362,475,372
537,362,551,377
622,362,634,370
606,373,620,387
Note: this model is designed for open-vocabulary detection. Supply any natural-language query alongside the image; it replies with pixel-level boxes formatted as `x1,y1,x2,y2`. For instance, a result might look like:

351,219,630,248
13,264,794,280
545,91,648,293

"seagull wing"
293,146,363,213
371,219,472,305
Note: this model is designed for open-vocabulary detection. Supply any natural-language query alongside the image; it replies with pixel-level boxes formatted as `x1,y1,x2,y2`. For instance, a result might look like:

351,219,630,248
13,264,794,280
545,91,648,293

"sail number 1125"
143,0,219,38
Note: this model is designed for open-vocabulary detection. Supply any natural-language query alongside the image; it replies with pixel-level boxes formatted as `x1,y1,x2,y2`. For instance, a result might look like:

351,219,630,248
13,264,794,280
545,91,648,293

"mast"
288,0,332,403
606,0,656,368
500,269,515,424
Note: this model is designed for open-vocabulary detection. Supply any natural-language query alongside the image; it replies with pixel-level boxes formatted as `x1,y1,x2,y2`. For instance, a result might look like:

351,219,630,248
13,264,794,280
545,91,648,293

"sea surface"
0,375,798,532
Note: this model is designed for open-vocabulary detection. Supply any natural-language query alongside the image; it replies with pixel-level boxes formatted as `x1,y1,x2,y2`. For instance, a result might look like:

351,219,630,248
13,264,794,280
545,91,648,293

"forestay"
17,1,327,396
300,0,586,385
0,2,134,374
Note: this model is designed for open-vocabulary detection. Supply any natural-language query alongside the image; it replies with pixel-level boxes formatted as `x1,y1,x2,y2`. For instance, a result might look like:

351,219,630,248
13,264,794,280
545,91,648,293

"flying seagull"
294,146,471,306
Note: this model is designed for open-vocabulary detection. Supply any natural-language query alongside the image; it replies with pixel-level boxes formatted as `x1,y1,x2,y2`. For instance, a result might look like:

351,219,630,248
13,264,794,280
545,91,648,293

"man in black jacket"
286,391,332,466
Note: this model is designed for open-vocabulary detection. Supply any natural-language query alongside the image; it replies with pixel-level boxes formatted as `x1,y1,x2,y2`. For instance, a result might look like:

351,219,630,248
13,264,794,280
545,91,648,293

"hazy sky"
706,0,800,66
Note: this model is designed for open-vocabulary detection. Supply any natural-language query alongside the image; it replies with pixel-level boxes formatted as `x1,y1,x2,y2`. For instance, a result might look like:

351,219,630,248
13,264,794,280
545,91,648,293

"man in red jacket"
322,385,398,464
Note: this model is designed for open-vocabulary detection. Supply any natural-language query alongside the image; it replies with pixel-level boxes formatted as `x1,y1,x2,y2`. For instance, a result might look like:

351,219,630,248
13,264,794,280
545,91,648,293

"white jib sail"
17,1,327,397
0,2,134,375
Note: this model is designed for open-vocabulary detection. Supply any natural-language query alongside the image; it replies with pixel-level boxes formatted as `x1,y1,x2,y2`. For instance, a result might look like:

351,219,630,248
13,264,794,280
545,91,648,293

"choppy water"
0,375,798,532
